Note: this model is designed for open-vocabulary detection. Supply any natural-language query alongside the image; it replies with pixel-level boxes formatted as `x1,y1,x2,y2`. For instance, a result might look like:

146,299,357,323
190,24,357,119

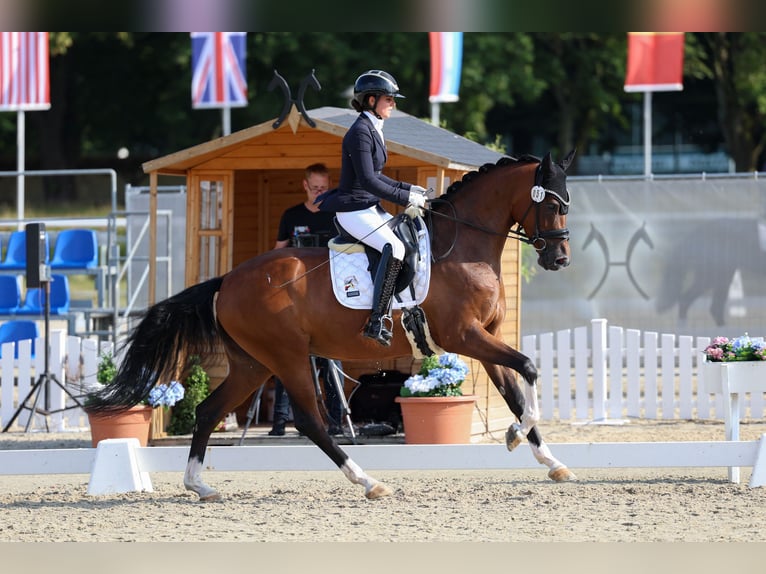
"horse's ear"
542,151,553,171
560,149,576,172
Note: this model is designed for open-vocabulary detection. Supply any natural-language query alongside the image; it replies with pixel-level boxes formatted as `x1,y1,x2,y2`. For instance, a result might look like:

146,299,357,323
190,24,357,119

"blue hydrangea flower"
401,353,470,397
147,380,185,407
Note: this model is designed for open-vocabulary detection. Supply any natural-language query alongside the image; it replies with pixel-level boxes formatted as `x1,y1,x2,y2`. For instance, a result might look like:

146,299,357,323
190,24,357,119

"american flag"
191,32,248,109
0,32,50,112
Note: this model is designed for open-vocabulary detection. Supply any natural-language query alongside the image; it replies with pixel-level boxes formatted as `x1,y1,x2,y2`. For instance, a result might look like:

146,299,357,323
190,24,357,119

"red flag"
624,32,684,92
0,32,50,111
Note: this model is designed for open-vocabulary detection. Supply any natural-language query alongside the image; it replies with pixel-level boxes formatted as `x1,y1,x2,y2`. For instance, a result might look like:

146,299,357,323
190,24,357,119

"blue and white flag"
191,32,247,109
429,32,463,103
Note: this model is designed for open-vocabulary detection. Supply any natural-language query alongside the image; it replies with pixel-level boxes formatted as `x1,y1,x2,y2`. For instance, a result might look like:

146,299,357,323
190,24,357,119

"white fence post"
556,329,572,420
608,325,624,420
661,333,676,419
625,329,641,417
644,331,659,418
591,318,608,420
539,332,554,419
574,325,589,419
678,335,694,419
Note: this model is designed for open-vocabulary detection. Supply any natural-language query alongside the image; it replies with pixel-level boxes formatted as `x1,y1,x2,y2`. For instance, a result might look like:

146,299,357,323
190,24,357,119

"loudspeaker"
25,222,48,288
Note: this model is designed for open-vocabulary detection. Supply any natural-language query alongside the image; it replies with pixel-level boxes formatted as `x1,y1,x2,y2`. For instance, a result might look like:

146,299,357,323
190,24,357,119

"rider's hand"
407,190,426,208
410,185,428,196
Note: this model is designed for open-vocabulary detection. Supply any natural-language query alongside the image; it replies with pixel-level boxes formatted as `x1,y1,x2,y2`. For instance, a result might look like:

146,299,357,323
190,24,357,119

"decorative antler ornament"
268,69,321,129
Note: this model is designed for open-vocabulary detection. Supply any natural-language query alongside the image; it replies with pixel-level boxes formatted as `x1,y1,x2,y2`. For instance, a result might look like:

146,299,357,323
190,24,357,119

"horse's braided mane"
441,154,540,201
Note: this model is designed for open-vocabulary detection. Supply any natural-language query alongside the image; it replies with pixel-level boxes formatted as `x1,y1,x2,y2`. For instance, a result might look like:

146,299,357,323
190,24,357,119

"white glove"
410,185,428,195
407,190,426,208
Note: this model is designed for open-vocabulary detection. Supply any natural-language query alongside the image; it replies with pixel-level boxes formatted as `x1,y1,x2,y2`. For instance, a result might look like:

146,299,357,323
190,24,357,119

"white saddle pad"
328,220,431,310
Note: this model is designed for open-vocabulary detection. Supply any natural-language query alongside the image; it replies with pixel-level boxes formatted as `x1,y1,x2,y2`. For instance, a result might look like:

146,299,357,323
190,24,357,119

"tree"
4,33,766,206
691,33,766,171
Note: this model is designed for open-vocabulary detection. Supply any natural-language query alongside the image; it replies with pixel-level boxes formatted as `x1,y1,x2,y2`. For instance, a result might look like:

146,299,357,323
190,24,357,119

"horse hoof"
199,491,222,502
548,467,577,482
505,424,524,451
365,482,393,499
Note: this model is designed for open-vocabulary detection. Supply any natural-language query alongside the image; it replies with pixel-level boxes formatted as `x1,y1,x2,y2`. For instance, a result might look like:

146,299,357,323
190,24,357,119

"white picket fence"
0,330,113,431
1,320,763,431
522,318,765,422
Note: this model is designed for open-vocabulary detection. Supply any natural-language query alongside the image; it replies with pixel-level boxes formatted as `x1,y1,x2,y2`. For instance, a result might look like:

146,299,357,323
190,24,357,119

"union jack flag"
0,32,50,112
191,32,248,109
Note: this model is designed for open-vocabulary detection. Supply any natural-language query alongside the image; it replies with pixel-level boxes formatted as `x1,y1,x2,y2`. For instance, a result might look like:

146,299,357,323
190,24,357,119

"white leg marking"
341,458,379,494
183,458,220,500
518,381,540,437
530,441,565,472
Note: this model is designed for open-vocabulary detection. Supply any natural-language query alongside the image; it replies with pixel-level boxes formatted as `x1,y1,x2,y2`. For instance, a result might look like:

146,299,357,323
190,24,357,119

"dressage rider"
316,70,428,347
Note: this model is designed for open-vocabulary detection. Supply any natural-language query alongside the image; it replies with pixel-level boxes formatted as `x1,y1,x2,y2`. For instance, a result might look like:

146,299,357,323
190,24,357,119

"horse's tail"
87,276,225,412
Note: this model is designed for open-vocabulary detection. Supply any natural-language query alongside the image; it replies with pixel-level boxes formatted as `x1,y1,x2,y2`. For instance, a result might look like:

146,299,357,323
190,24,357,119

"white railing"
0,330,112,431
522,318,765,422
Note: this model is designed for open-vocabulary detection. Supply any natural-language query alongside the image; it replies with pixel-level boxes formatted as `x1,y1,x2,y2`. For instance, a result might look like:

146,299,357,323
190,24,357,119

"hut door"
187,172,233,286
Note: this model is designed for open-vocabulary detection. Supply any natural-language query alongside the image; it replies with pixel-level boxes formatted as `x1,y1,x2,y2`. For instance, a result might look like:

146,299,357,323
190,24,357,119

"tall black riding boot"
363,244,402,347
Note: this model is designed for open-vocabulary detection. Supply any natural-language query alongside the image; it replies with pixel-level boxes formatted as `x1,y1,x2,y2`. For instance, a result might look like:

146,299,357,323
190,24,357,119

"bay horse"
89,150,577,501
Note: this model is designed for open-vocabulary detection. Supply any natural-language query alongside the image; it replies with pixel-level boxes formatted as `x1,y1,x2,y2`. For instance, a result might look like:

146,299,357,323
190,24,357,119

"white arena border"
1,437,765,495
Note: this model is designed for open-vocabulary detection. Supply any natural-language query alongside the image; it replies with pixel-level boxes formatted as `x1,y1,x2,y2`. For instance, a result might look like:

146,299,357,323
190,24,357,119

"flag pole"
16,110,25,229
222,106,231,136
643,91,652,178
430,102,440,126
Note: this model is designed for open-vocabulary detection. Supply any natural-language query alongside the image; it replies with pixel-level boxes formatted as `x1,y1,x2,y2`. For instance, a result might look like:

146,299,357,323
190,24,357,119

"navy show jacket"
317,113,412,212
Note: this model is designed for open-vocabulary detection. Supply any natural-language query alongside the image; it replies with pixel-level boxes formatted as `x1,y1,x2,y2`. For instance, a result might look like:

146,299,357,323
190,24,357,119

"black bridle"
425,163,571,261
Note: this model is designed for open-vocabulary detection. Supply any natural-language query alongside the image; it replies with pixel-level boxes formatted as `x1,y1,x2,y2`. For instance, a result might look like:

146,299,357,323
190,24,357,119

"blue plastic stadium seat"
0,230,50,270
0,275,22,314
0,319,38,359
17,274,70,315
50,229,99,270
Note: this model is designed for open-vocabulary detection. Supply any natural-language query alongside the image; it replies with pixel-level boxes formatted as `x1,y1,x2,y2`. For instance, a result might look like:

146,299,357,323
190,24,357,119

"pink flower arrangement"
703,335,766,362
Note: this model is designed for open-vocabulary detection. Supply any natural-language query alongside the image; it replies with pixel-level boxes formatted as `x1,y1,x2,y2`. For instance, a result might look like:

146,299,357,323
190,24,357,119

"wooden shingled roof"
142,105,505,176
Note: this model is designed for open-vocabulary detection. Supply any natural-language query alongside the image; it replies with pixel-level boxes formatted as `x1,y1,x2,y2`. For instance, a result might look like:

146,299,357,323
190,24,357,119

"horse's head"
520,149,575,271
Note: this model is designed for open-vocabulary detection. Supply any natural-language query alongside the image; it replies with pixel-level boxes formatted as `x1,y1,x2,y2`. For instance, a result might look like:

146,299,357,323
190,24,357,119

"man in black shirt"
270,163,344,436
274,163,337,249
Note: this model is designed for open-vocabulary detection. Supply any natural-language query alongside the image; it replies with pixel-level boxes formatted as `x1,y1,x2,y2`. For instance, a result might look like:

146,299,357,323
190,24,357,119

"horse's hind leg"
184,351,268,501
484,362,576,482
283,363,393,500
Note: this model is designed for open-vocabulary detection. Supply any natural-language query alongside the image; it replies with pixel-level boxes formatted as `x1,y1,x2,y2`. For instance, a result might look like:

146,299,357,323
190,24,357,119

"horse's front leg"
456,322,541,445
451,321,575,482
478,361,538,449
482,362,576,482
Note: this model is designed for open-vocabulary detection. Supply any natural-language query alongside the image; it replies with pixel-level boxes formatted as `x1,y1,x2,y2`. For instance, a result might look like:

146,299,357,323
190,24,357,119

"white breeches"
337,205,405,260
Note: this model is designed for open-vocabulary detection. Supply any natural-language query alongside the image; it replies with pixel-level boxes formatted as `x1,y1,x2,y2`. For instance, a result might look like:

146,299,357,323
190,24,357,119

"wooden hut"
142,105,520,437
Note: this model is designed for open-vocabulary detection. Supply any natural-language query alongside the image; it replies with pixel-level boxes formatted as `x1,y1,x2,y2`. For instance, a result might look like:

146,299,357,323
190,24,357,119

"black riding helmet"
352,70,405,116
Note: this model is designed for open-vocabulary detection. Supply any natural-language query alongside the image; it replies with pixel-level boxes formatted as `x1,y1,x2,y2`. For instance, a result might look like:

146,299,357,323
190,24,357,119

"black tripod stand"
2,275,85,432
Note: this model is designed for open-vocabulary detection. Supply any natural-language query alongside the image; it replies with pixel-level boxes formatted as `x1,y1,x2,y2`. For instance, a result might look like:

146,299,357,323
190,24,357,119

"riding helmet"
353,70,406,110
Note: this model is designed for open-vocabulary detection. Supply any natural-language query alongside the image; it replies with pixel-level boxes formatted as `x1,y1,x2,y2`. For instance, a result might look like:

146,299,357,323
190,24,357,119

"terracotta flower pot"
395,395,477,444
86,405,153,447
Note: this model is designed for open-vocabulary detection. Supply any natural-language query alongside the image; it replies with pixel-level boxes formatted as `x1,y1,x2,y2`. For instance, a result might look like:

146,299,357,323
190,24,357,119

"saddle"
327,212,441,357
329,212,421,295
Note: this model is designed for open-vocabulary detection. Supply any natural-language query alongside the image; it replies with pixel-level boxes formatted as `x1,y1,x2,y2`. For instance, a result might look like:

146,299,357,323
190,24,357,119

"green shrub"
166,356,210,436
